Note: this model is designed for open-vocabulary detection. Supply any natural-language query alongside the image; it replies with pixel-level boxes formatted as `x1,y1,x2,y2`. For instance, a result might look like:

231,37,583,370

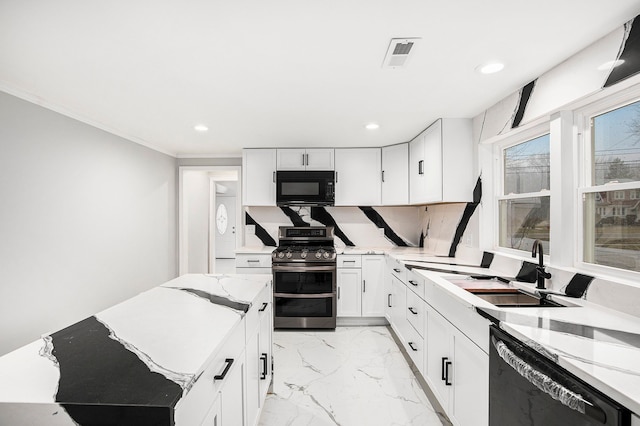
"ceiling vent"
382,38,421,69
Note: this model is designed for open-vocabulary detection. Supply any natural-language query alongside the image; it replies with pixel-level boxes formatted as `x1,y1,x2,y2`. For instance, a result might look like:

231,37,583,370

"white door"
243,149,276,205
334,148,381,206
305,149,335,170
409,133,426,204
361,255,385,317
276,148,307,170
337,268,362,317
382,143,409,205
215,196,236,259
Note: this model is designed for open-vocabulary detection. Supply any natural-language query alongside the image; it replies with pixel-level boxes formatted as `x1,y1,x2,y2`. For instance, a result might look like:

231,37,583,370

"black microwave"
276,171,335,206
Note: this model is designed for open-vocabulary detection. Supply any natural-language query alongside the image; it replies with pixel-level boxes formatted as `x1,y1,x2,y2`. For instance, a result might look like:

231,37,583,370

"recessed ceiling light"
365,123,380,130
194,124,209,132
476,62,505,74
597,59,625,71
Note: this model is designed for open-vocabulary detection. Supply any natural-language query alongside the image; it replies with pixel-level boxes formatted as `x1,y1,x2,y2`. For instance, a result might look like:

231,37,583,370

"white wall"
184,170,211,273
0,91,177,356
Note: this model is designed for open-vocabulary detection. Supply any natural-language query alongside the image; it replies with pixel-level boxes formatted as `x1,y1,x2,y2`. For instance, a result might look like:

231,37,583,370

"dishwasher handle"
492,336,607,424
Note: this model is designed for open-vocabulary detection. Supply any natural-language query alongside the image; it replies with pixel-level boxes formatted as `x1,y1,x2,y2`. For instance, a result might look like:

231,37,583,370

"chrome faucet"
531,240,551,289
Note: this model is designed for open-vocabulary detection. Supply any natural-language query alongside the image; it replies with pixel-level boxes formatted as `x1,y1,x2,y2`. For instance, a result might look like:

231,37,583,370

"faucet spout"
531,240,551,289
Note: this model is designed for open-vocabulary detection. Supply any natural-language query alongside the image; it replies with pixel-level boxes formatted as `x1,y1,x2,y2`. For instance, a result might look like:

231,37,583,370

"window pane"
592,99,640,185
499,196,550,253
504,134,550,195
583,190,640,272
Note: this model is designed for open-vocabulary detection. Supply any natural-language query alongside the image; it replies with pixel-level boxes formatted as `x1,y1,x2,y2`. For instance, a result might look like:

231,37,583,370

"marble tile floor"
258,326,449,426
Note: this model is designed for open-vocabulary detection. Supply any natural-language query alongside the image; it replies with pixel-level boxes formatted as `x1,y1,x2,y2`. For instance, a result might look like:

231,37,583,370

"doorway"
178,166,242,275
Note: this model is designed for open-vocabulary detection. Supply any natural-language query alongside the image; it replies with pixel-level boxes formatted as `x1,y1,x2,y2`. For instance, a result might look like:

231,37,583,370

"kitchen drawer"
337,254,362,268
387,257,407,282
236,253,272,268
245,284,271,340
406,270,426,300
403,322,424,373
174,321,246,425
405,290,425,338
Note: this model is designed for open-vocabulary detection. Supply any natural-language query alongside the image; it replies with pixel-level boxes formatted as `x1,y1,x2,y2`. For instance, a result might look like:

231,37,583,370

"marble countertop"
235,246,276,254
396,257,640,415
0,273,271,425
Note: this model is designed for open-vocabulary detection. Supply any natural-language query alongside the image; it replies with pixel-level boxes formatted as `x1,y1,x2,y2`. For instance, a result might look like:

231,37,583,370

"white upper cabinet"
409,118,474,204
381,143,409,205
276,148,334,170
243,149,276,206
334,148,381,206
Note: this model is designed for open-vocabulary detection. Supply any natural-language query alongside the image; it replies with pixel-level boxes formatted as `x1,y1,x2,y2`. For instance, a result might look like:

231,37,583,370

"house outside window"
582,97,640,272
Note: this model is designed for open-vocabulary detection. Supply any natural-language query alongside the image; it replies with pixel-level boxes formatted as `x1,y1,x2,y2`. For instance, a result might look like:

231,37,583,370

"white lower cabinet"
337,255,385,318
220,352,246,426
201,394,222,425
235,253,272,275
425,306,488,426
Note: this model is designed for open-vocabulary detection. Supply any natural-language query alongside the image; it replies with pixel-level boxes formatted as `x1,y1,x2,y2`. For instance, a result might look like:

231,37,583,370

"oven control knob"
323,251,330,259
300,251,307,259
278,252,285,259
315,251,322,259
286,251,292,259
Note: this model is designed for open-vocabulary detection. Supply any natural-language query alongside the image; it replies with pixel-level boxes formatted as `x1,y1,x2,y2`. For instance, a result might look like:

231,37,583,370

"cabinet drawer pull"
272,171,275,183
388,293,392,308
247,259,261,263
408,342,418,352
338,287,341,299
445,360,452,386
408,307,418,315
260,353,268,380
259,302,268,312
381,170,385,182
363,280,366,293
441,357,448,381
408,280,418,286
418,159,424,175
214,358,234,381
393,268,401,273
342,260,356,263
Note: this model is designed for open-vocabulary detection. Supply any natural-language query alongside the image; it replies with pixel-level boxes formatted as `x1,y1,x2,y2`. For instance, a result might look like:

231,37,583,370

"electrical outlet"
246,224,256,235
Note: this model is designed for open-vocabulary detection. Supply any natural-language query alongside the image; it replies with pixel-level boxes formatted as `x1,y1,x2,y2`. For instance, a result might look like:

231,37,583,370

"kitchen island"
0,273,273,426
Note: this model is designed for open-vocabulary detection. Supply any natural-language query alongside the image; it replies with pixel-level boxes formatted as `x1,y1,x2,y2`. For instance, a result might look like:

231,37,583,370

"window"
582,98,640,273
498,133,551,253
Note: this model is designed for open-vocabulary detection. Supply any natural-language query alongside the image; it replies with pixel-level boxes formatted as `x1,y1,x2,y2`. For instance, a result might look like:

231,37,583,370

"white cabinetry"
425,307,488,426
219,354,245,426
334,148,381,206
632,414,640,426
235,253,272,275
276,148,334,170
200,395,221,425
243,149,276,206
336,255,384,318
381,143,409,205
245,289,272,426
409,118,474,204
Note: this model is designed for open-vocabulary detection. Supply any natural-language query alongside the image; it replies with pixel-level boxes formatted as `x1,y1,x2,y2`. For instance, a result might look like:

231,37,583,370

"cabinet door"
220,352,246,426
243,149,276,206
450,328,488,426
337,268,362,317
384,268,393,322
201,394,222,426
361,255,385,317
423,119,443,203
381,143,409,205
245,333,260,426
276,148,307,170
425,307,451,410
305,149,334,170
409,134,426,204
258,302,273,403
334,148,381,206
390,276,407,341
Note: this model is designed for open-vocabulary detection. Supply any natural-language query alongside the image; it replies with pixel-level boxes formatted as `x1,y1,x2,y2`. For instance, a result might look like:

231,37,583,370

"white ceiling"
1,1,640,157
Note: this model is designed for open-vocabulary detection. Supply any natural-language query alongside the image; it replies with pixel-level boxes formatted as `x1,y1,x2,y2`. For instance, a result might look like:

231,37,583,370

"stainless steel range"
272,226,336,329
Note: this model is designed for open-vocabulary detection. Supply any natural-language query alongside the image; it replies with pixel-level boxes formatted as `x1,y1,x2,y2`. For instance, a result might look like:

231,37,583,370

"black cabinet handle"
214,358,234,381
338,287,341,299
445,360,452,386
260,353,268,380
441,357,448,381
382,170,385,182
418,159,424,175
259,302,268,312
272,171,275,182
408,342,418,351
408,280,418,286
363,280,366,293
408,307,418,315
393,268,401,273
388,293,392,308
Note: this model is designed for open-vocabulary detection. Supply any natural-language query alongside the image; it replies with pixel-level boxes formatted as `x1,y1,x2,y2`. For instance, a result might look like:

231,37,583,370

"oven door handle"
492,336,607,424
272,265,336,272
274,292,335,299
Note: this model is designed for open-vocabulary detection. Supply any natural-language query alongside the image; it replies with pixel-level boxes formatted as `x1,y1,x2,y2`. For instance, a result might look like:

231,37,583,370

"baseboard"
336,317,389,327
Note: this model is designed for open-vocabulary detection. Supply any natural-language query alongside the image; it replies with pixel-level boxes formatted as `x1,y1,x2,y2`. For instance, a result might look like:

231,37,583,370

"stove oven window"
274,269,334,294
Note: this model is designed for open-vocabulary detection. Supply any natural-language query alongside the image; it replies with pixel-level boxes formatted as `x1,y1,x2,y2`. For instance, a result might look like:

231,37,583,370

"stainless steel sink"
471,291,565,308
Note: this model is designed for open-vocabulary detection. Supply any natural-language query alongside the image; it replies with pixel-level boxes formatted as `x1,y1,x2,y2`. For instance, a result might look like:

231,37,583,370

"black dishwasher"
489,326,631,425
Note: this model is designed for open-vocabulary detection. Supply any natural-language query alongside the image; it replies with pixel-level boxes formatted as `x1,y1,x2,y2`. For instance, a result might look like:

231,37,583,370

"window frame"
492,124,551,258
575,89,640,279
